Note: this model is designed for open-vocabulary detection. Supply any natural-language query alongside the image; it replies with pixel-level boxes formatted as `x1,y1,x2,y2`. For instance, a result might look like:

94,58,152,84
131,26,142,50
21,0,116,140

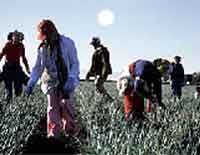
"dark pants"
152,79,162,105
172,84,182,99
3,62,28,102
142,66,162,106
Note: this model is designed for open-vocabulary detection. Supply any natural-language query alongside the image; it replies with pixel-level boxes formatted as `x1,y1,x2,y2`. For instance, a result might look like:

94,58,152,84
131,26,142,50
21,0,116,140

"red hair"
37,19,59,43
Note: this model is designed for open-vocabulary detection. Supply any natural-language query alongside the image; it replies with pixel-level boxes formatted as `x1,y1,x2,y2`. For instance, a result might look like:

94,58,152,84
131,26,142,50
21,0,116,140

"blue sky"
0,0,200,78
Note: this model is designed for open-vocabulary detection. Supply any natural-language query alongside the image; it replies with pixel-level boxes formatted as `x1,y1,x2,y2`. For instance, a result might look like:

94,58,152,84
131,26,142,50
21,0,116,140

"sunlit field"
0,82,200,155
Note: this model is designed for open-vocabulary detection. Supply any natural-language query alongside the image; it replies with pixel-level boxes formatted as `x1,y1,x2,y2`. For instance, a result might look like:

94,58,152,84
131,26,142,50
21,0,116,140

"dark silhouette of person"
170,56,185,100
86,37,112,97
0,30,30,102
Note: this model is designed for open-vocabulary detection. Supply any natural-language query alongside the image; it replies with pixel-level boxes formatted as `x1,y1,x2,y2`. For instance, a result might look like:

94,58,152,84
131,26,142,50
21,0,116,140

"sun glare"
97,9,115,27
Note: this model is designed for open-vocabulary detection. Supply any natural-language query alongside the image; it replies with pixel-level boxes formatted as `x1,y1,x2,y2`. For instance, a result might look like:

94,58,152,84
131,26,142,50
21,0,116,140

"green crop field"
0,82,200,155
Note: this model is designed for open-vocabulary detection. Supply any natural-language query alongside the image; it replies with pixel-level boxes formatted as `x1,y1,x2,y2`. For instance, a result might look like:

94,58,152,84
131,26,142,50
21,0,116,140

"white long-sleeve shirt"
28,35,80,94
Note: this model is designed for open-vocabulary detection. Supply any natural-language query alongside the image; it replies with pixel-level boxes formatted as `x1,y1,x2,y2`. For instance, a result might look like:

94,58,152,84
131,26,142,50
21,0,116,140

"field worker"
153,58,173,82
0,30,30,103
170,56,185,101
86,37,112,96
117,59,166,120
25,19,80,138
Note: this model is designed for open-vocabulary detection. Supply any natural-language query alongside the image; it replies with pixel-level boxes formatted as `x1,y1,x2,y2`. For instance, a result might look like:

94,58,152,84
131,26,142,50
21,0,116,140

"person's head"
153,58,162,67
160,60,173,81
153,58,173,81
90,37,101,49
12,30,24,43
37,19,59,43
174,56,181,64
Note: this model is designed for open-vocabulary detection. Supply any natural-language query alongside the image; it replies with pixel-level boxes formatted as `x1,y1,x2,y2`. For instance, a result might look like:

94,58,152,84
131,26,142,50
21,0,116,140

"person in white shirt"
25,19,80,138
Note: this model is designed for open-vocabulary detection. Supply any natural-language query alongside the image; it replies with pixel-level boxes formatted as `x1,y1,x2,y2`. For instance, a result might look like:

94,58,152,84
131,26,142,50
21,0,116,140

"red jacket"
0,41,25,64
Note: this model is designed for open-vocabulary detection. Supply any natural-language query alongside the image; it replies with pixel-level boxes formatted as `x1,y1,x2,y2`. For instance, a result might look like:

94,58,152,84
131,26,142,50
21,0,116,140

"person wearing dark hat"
0,30,30,102
170,56,185,101
86,37,112,97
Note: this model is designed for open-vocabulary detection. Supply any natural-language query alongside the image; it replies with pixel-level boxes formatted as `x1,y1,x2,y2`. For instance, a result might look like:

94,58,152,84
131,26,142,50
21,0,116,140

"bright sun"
97,9,115,27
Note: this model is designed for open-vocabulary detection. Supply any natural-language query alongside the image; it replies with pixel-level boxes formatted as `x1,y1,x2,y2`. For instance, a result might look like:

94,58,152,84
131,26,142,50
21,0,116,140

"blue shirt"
28,35,80,94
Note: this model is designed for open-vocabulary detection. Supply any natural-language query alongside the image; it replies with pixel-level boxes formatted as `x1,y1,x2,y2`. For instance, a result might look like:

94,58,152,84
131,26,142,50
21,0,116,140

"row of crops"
0,82,200,154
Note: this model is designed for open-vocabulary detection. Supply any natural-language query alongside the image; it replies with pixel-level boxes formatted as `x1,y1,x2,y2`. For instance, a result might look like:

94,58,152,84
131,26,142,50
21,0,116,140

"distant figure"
117,59,166,120
170,56,185,100
25,19,80,138
192,72,200,84
194,85,200,99
0,30,30,103
86,37,112,97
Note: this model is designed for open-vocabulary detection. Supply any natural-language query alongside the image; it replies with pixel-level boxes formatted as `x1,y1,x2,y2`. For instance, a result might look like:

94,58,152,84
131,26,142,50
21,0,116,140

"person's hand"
158,102,167,110
85,73,90,81
64,77,75,94
25,86,33,96
169,80,172,86
94,76,102,85
27,70,31,75
26,67,31,75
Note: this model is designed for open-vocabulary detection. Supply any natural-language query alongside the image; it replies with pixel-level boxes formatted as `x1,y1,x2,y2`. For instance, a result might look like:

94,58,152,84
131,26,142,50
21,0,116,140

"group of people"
0,20,80,139
117,57,185,120
0,19,186,139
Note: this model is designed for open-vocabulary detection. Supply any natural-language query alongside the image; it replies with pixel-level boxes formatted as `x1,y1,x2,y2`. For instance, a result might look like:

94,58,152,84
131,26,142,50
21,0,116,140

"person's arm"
66,39,80,88
101,49,111,80
0,43,8,61
181,64,184,76
86,54,95,79
27,48,44,88
21,46,30,74
170,66,175,80
180,64,185,83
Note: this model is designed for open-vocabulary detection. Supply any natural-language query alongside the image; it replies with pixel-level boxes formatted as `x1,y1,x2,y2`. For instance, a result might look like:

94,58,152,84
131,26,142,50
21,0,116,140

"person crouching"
117,59,165,120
